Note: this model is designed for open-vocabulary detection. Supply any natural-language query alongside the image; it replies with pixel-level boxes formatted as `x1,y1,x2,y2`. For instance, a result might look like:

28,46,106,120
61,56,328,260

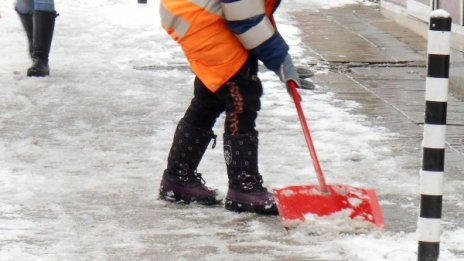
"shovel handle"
287,80,328,193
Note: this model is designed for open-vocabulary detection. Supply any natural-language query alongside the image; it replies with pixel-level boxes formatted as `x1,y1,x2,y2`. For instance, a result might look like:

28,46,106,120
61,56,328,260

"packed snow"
0,0,463,260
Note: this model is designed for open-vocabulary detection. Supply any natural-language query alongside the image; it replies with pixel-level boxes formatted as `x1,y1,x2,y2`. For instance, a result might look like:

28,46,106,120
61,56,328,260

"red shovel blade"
274,185,385,229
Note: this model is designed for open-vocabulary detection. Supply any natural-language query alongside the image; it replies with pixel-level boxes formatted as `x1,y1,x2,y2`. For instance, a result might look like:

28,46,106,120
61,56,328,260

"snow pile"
0,0,462,260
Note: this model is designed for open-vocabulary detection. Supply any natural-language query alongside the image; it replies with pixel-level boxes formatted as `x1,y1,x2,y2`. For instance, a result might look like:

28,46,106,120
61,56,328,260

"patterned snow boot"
223,133,278,215
159,120,222,205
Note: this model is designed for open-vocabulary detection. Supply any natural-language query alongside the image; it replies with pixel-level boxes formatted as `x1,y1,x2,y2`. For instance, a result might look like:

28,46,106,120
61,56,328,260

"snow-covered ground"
0,0,463,260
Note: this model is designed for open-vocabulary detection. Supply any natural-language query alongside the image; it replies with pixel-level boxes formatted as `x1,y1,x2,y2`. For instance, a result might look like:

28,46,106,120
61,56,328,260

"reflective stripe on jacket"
160,0,282,92
221,0,288,71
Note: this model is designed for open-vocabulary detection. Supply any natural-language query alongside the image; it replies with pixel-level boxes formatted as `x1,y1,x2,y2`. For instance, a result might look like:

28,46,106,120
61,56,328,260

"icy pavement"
0,0,463,260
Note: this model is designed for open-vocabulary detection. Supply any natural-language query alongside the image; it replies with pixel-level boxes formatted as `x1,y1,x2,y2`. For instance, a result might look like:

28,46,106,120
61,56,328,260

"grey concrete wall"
438,0,462,25
450,49,464,99
381,0,464,98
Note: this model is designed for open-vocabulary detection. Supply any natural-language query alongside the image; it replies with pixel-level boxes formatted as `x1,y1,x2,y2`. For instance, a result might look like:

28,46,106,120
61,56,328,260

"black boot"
16,10,33,57
27,10,57,77
159,120,222,205
223,133,278,215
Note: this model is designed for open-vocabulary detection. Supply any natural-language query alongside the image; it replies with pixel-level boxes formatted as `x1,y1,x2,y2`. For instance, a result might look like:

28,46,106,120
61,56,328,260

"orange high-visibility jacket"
160,0,281,92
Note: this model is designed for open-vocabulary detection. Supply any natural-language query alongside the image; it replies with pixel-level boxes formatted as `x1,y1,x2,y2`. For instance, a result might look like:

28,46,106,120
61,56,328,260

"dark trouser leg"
216,58,278,215
183,77,226,130
159,79,225,205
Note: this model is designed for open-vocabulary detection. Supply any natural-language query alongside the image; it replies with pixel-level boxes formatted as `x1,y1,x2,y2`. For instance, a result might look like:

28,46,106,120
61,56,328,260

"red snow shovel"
274,80,385,229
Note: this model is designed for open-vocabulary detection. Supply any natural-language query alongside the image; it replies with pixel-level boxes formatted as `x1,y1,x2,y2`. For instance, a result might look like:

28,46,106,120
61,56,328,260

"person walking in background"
15,0,57,77
158,0,309,215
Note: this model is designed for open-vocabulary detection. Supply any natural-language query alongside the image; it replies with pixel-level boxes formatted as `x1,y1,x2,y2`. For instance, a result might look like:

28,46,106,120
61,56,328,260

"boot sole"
225,199,278,215
159,190,221,206
27,69,49,77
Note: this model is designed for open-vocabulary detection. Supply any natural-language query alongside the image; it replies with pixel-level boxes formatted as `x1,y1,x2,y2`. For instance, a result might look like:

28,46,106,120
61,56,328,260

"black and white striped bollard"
417,9,451,261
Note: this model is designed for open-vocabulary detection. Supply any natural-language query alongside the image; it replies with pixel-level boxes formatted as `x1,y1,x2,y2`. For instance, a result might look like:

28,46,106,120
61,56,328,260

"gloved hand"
274,54,315,91
274,54,300,86
296,66,314,79
296,66,315,90
286,79,302,103
299,78,315,90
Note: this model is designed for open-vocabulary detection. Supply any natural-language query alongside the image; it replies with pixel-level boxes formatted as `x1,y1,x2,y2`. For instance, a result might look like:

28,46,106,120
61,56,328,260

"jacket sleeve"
221,0,289,71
